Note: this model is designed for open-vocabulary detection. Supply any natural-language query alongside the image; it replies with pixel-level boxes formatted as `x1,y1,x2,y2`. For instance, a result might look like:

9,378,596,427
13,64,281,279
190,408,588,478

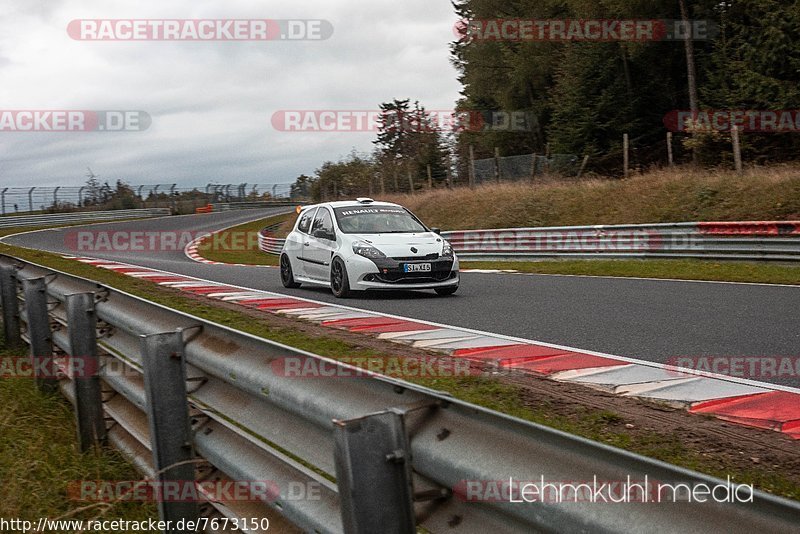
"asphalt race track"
5,210,799,388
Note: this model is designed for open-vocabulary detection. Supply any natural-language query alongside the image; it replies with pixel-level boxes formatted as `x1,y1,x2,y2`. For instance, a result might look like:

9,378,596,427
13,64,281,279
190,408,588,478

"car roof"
302,200,403,211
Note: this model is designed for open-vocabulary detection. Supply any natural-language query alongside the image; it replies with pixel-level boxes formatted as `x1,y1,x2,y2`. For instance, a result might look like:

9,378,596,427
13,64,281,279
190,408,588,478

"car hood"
351,233,443,258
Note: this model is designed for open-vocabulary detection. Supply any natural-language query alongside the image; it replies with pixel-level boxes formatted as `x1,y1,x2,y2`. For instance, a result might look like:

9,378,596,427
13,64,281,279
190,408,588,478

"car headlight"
352,241,386,259
442,240,454,257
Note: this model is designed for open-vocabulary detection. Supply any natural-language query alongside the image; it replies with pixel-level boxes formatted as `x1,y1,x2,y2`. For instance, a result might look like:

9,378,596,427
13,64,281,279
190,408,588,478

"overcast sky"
0,1,462,188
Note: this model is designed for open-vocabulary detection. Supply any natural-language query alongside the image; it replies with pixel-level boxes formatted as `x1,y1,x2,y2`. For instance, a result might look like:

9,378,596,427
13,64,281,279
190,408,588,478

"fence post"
1,187,6,215
623,134,630,177
530,153,538,183
493,147,501,183
667,132,674,166
66,292,106,452
141,331,198,530
544,144,551,174
22,277,57,393
468,145,476,188
407,169,415,195
0,265,22,348
427,164,433,190
731,125,743,175
577,155,590,178
333,411,415,534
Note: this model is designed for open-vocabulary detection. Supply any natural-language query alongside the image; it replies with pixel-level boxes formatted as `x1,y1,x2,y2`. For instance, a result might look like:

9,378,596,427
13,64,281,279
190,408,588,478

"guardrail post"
66,292,106,451
0,265,22,348
140,331,198,530
22,277,58,392
333,411,415,534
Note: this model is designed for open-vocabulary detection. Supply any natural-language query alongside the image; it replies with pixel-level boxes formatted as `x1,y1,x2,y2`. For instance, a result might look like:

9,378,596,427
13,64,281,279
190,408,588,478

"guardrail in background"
442,221,800,262
0,208,171,229
210,201,302,212
0,184,296,215
258,222,287,255
257,221,800,262
1,254,799,533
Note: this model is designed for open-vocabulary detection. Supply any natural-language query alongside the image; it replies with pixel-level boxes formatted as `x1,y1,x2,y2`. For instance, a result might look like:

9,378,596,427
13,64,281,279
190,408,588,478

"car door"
287,207,316,278
304,207,337,280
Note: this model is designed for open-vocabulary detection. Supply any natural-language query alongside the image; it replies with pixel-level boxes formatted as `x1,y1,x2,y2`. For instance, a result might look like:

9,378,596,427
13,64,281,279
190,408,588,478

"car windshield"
333,206,427,234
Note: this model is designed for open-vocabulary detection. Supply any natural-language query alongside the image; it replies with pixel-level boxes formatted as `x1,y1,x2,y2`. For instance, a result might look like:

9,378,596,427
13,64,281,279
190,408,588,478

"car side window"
297,208,316,234
311,208,334,239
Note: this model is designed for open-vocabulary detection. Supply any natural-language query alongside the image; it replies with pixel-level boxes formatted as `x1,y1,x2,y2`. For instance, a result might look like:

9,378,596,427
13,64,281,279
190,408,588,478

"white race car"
279,198,459,298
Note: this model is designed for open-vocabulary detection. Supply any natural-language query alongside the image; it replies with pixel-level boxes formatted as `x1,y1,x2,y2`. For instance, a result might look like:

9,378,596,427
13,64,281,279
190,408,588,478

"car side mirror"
431,228,441,235
314,229,334,240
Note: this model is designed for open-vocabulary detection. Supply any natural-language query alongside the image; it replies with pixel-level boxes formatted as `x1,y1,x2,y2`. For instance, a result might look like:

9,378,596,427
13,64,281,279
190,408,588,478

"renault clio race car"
279,198,459,298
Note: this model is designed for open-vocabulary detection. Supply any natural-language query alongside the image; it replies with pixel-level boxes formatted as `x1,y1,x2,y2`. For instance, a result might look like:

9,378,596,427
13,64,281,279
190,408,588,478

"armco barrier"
697,221,800,236
443,222,800,261
0,208,171,229
1,254,799,533
211,200,301,212
258,221,800,262
258,222,286,255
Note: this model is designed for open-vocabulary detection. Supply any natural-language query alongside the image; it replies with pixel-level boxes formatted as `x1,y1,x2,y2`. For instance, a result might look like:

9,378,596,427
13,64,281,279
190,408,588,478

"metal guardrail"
0,208,171,229
210,201,302,212
442,221,800,262
0,184,294,215
258,222,287,255
258,221,800,262
1,254,799,533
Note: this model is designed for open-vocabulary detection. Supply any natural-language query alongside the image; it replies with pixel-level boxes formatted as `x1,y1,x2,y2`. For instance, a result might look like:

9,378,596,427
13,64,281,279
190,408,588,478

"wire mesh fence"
0,183,294,216
473,153,582,184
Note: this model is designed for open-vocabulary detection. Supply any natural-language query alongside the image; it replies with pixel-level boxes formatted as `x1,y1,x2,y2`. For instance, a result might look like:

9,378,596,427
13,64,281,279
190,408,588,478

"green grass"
195,212,294,266
0,342,157,522
461,259,800,285
385,165,800,230
1,226,798,501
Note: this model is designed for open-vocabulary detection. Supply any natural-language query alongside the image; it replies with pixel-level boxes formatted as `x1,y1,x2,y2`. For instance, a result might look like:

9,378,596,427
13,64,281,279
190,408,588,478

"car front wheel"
330,257,352,298
280,254,301,288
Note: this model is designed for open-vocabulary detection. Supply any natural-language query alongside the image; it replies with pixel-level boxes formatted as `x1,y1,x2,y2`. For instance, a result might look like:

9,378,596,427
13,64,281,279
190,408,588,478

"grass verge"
461,259,800,285
195,212,294,266
1,228,798,501
0,340,157,522
382,165,800,230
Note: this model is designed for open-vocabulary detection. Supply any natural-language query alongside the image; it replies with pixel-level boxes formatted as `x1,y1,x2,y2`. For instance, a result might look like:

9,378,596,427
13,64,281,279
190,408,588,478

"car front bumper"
345,254,460,291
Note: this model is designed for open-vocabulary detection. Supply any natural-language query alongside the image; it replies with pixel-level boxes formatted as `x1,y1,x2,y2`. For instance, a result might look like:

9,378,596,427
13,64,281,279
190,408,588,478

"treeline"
295,0,800,200
296,99,451,200
452,0,800,170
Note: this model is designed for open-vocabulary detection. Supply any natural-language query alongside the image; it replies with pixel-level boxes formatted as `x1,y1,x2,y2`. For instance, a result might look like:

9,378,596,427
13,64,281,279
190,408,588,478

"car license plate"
404,263,432,273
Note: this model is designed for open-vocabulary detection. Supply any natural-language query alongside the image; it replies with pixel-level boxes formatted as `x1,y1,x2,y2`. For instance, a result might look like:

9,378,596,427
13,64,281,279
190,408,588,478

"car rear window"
297,208,316,234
